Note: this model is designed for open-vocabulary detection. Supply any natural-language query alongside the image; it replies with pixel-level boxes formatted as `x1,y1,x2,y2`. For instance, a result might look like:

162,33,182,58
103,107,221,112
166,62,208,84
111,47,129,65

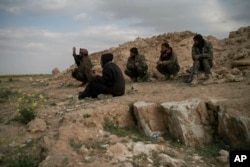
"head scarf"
79,48,88,55
101,53,113,65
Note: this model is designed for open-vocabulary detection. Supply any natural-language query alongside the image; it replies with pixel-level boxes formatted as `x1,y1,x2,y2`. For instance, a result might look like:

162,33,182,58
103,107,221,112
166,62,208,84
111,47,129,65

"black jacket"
82,62,125,98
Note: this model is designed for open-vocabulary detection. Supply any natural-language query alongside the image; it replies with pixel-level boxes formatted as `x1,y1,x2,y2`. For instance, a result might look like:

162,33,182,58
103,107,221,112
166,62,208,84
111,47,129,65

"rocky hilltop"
54,26,250,85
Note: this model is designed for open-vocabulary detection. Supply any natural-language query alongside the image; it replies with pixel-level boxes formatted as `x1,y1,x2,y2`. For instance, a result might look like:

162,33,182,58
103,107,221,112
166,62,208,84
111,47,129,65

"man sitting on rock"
190,34,214,85
78,53,125,99
71,47,93,86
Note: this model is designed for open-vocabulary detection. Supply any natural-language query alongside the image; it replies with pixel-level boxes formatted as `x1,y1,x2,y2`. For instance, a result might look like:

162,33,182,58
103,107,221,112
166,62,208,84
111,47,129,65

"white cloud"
24,43,44,49
42,31,62,38
6,6,21,15
74,13,91,21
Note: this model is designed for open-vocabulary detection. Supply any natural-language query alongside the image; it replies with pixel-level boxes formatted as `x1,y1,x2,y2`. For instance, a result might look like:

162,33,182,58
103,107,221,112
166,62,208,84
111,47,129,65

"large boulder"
218,112,250,149
161,99,214,147
133,101,166,136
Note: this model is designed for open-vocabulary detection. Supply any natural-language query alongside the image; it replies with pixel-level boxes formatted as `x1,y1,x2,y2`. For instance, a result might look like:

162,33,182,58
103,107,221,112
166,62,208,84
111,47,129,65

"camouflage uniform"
72,53,93,84
124,54,148,81
156,48,180,76
192,40,213,74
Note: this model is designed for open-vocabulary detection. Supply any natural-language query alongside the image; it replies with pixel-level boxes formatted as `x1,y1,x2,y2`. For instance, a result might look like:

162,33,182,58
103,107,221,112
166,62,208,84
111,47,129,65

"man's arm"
192,46,200,61
200,42,213,59
126,57,135,70
136,54,148,68
72,47,81,66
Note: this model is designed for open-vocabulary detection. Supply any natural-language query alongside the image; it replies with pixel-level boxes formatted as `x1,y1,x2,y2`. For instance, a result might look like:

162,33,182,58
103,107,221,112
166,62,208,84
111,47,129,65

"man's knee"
156,65,165,73
137,68,147,76
125,69,134,78
202,59,212,73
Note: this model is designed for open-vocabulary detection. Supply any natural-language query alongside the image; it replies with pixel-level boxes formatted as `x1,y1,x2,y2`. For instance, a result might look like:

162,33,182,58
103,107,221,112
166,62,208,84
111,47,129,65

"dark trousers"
72,68,88,83
124,67,147,80
156,63,180,75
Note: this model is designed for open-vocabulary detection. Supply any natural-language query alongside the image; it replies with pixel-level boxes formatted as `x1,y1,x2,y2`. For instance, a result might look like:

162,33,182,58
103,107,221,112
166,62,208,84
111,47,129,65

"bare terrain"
0,26,249,167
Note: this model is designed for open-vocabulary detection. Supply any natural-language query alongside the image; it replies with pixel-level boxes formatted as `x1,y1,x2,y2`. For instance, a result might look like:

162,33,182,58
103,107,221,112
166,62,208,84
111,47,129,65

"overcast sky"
0,0,249,75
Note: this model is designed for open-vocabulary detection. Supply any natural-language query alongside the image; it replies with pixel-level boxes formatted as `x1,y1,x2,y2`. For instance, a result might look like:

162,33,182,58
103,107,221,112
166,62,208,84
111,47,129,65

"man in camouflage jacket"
191,34,213,85
124,47,149,82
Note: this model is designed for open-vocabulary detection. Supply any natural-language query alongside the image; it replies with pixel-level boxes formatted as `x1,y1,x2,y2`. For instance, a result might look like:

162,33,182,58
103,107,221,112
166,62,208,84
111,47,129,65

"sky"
0,0,249,75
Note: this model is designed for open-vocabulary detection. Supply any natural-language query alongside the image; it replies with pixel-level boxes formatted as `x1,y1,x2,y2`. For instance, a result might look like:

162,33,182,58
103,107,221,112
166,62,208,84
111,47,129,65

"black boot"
78,91,88,100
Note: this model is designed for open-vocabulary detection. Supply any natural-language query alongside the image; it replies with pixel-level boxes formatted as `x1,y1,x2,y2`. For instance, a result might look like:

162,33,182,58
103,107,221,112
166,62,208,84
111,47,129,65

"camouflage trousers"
124,67,148,80
72,68,88,83
156,63,180,76
193,59,213,74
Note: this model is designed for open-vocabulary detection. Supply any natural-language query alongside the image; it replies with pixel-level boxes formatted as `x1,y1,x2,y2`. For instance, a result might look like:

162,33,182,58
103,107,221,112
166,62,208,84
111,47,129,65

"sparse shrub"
196,142,223,157
69,138,83,150
14,90,47,124
103,117,148,141
83,114,91,118
61,157,69,166
15,108,36,124
195,140,229,164
6,153,38,167
0,88,16,103
133,153,148,167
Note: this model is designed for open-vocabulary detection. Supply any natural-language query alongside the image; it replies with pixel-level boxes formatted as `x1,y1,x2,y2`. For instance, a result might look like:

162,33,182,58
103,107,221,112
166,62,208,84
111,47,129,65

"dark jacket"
81,62,125,98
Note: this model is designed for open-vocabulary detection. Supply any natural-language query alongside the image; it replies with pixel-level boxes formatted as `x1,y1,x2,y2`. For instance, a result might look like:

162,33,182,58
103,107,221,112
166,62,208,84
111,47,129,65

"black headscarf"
193,34,204,53
101,53,113,66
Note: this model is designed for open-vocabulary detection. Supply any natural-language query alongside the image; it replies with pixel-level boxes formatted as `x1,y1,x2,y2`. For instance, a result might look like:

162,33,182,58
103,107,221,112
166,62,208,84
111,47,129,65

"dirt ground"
0,72,249,166
0,26,250,166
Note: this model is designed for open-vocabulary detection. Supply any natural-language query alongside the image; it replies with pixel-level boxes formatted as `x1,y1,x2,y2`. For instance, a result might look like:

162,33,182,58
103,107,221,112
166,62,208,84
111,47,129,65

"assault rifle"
185,66,194,83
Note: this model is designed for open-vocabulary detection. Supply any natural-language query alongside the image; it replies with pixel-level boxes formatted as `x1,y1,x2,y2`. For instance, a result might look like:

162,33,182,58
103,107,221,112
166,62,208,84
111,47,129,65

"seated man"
190,34,214,85
71,47,93,86
124,47,149,82
156,42,180,79
78,53,125,99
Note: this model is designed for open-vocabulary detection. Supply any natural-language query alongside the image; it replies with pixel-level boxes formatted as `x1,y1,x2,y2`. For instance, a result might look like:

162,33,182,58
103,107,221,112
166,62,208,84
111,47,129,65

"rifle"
185,66,194,83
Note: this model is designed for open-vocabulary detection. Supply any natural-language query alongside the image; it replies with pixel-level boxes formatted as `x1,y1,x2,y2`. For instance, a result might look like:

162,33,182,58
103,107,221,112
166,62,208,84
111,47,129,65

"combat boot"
164,74,170,80
190,74,198,85
137,72,150,82
172,74,178,80
202,74,213,85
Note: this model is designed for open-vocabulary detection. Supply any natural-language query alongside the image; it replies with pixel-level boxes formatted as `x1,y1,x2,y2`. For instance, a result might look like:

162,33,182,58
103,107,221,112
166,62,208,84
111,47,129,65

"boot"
164,74,170,80
202,74,213,85
171,74,178,80
190,74,198,85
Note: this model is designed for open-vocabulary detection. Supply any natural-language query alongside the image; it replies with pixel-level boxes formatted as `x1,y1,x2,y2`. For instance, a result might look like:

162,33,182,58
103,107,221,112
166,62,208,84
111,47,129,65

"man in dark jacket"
156,42,180,79
190,34,213,85
72,47,93,86
124,47,149,82
78,53,125,99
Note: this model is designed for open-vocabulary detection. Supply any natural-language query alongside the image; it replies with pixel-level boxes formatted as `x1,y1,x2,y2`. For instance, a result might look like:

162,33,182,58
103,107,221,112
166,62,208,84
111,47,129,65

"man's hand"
72,47,76,54
157,61,162,65
90,67,96,77
194,54,200,60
